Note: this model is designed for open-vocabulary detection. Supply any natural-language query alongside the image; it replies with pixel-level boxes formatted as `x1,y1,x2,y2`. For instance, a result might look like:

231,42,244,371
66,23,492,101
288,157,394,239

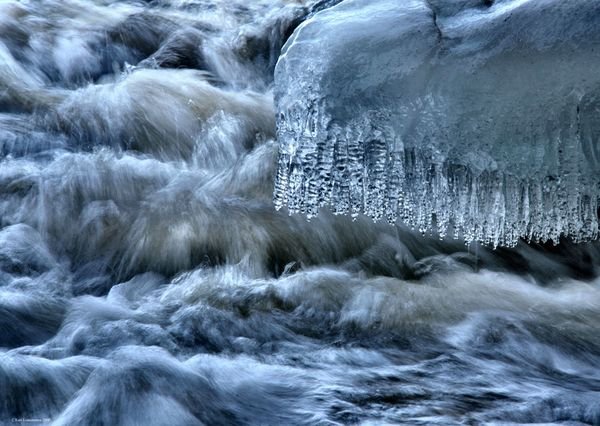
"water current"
1,1,600,425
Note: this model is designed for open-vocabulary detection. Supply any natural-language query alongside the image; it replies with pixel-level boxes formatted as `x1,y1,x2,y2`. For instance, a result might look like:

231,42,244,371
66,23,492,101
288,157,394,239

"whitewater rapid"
1,1,600,425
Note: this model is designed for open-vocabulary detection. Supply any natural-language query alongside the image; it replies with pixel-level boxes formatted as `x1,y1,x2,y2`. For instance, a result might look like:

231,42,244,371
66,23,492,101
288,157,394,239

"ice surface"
273,0,600,247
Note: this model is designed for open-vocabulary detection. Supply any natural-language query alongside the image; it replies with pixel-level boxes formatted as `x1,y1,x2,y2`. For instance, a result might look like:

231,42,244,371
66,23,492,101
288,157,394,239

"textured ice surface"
273,0,600,247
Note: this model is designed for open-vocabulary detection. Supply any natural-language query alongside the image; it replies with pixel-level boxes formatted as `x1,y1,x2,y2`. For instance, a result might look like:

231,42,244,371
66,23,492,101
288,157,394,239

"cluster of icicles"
274,106,599,248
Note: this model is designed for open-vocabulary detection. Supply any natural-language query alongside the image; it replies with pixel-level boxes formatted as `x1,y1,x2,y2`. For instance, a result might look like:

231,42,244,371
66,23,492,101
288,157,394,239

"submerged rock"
273,0,600,247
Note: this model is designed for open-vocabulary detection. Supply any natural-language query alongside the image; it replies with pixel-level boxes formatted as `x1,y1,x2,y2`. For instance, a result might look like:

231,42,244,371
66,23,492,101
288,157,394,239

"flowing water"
1,1,600,425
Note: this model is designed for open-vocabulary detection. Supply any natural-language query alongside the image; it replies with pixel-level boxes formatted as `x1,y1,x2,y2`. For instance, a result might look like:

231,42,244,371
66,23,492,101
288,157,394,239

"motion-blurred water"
1,1,600,425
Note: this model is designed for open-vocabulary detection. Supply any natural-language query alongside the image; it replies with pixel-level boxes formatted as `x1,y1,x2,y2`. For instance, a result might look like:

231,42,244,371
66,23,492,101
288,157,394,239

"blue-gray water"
1,1,600,425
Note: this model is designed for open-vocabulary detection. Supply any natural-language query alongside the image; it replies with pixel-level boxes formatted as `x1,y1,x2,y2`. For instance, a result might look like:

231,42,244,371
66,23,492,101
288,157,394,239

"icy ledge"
273,0,600,247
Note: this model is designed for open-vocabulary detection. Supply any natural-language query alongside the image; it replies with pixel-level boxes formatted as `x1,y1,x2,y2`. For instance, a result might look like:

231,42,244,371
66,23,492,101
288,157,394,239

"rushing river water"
1,1,600,425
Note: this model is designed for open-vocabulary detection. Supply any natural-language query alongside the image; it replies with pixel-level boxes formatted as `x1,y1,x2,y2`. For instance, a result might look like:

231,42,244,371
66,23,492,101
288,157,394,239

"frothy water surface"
1,1,600,425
